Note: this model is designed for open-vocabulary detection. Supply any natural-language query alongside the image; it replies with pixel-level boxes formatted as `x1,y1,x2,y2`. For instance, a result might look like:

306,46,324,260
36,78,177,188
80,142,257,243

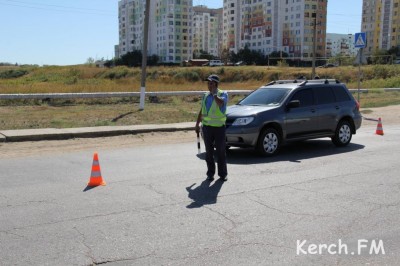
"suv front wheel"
257,128,281,156
332,120,352,147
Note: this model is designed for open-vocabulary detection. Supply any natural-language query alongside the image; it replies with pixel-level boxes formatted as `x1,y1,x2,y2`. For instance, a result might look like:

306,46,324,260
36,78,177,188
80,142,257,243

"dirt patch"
0,131,196,159
360,105,400,126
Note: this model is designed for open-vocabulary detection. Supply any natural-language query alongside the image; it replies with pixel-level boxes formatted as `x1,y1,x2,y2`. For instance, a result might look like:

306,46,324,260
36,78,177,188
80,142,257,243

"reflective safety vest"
201,90,227,127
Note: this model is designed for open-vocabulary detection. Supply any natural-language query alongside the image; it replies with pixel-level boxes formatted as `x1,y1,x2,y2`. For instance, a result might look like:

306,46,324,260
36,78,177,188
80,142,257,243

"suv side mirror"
287,100,300,109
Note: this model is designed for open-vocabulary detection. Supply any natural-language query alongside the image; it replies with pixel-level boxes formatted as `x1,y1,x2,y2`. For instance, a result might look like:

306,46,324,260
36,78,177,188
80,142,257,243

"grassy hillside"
1,64,400,94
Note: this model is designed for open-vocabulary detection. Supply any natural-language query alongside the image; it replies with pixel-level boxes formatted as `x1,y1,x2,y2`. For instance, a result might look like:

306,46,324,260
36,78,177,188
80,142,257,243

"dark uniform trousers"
202,125,227,178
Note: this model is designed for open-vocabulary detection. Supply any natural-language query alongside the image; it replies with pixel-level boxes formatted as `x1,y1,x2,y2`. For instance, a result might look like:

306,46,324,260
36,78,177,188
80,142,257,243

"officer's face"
207,81,217,92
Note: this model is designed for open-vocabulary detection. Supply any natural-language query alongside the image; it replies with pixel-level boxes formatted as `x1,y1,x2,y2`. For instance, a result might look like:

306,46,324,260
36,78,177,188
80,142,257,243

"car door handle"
335,106,340,110
310,108,316,113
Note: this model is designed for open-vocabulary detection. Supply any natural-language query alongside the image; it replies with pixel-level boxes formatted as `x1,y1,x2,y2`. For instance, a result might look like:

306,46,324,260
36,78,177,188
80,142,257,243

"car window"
290,89,314,107
314,87,336,104
239,88,290,106
332,86,351,102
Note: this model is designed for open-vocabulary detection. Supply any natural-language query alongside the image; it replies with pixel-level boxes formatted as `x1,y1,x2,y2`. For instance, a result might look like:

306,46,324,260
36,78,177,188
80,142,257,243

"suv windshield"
239,88,290,106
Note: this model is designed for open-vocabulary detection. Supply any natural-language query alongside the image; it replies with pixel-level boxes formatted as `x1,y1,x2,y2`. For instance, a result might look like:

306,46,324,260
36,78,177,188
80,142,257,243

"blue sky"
0,0,362,66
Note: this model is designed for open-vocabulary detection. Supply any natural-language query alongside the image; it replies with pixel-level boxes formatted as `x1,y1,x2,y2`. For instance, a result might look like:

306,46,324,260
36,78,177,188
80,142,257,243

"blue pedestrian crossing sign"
354,32,367,48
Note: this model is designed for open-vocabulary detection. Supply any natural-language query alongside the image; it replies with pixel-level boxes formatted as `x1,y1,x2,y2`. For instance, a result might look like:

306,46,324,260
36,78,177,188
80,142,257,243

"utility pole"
357,48,362,102
311,12,317,79
139,0,150,111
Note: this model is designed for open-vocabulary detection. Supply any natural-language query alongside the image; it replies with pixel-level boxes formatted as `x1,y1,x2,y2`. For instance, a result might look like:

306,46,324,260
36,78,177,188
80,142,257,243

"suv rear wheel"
332,120,352,147
257,128,280,156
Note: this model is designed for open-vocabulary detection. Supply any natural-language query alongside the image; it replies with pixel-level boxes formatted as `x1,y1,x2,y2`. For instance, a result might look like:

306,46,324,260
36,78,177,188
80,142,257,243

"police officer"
195,74,228,182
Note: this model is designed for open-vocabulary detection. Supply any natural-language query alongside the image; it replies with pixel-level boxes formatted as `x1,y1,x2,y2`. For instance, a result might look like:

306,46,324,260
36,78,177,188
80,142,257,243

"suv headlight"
232,117,254,126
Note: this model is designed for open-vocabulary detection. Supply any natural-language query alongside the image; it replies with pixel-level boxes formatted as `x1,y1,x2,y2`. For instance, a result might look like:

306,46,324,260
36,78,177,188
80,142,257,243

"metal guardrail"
0,88,398,100
0,90,250,100
383,88,400,92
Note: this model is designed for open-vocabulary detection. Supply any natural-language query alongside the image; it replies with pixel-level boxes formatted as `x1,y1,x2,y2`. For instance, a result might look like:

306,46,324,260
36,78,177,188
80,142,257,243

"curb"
0,122,194,142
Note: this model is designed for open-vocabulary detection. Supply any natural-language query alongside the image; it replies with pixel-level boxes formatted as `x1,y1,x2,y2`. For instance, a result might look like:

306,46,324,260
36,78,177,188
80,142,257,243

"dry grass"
6,64,400,93
1,65,400,130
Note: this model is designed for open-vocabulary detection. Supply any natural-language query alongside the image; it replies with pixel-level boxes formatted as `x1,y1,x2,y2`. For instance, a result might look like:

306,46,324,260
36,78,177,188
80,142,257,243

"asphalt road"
0,125,399,265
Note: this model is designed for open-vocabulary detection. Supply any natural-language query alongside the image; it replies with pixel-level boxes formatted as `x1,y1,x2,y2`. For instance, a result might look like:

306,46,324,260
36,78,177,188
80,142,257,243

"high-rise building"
222,0,241,53
118,0,193,63
153,0,193,63
118,0,147,55
192,5,223,58
362,0,400,55
117,0,328,63
239,0,281,55
326,33,357,57
222,0,327,61
287,0,327,61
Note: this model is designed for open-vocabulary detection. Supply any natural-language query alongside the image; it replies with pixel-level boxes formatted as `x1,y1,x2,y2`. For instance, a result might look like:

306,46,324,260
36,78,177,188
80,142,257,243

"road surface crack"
246,195,334,218
90,252,155,265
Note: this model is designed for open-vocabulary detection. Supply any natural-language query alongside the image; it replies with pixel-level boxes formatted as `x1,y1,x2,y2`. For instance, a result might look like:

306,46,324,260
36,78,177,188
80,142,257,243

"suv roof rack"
265,78,341,86
305,79,341,84
265,79,305,86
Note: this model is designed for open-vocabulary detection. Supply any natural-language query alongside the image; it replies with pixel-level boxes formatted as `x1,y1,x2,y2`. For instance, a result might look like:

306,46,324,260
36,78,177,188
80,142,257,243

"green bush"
0,69,28,79
173,71,201,82
99,67,132,79
372,65,389,79
223,70,245,82
247,70,265,81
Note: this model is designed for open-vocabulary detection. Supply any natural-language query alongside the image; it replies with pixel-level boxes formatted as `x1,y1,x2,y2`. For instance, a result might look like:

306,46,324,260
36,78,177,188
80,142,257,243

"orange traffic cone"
375,117,384,136
87,152,106,187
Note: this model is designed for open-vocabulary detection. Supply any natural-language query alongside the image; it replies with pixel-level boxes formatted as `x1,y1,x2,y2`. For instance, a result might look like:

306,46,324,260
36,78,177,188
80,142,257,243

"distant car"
209,60,224,67
234,61,246,66
225,79,362,156
319,63,337,68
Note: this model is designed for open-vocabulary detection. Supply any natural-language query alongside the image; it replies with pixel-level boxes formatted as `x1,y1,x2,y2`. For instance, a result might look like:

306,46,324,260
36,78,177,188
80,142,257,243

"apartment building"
118,0,193,63
192,6,223,58
362,0,400,55
283,0,327,61
118,0,147,55
117,0,328,63
222,0,327,61
153,0,193,62
222,0,242,53
326,33,357,57
239,0,281,55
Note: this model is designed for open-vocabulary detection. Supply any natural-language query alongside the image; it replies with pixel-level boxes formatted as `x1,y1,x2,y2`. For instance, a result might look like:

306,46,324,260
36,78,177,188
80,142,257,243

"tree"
388,46,399,57
268,51,288,66
220,48,231,63
114,50,160,67
388,46,399,63
371,49,390,65
86,57,95,65
115,50,142,67
104,60,114,68
193,50,214,60
237,46,253,65
147,54,160,66
251,50,266,65
229,49,239,63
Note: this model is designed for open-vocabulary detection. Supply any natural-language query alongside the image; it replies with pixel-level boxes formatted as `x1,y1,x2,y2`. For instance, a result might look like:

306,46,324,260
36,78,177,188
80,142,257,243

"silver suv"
225,79,362,156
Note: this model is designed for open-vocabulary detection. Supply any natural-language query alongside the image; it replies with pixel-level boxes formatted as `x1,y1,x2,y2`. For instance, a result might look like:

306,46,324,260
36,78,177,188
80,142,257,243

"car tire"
256,128,280,156
332,120,352,147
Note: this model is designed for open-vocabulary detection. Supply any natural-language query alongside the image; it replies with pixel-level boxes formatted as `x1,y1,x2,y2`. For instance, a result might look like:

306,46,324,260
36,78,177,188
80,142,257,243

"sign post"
354,32,367,102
